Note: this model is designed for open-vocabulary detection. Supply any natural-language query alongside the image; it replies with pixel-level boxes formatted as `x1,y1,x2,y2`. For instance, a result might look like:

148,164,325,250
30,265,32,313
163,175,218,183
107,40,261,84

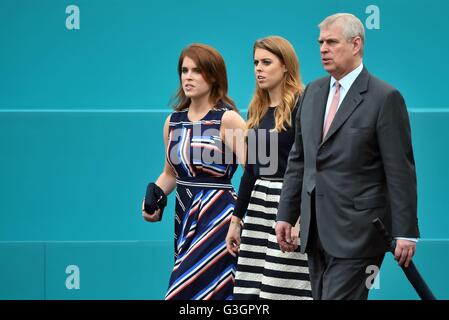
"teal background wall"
1,0,448,299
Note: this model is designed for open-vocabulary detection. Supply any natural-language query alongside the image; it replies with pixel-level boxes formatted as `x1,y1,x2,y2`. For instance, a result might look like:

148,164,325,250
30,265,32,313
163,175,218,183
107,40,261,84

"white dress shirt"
323,63,364,130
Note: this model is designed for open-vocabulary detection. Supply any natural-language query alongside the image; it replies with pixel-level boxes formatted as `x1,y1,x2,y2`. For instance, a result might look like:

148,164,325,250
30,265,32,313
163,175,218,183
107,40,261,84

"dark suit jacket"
277,67,420,258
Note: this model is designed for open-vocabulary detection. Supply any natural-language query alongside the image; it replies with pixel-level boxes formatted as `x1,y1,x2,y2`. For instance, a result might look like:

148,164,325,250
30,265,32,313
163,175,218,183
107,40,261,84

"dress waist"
259,176,284,182
176,177,233,189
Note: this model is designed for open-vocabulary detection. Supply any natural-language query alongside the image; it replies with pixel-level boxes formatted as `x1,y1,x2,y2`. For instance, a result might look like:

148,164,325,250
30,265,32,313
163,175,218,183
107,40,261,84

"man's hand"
275,221,296,252
290,219,300,251
394,239,416,268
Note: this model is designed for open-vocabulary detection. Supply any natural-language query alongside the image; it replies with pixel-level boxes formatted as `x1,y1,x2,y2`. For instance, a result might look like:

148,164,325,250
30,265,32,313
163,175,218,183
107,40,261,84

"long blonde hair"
247,36,303,131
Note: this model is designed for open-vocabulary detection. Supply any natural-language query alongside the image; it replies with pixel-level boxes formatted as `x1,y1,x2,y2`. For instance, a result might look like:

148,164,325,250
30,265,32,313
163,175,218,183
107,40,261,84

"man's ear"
353,36,362,55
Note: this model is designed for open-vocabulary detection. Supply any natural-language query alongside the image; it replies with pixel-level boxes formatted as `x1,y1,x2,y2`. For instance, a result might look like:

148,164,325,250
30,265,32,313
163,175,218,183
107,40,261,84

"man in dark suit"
275,13,420,300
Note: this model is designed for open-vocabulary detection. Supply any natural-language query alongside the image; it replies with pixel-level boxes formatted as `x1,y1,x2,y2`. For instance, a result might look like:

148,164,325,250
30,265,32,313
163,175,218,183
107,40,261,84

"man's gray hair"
319,13,365,57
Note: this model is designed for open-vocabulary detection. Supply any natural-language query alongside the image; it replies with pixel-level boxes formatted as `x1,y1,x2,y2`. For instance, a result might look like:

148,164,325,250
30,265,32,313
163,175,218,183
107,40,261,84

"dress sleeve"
233,165,258,219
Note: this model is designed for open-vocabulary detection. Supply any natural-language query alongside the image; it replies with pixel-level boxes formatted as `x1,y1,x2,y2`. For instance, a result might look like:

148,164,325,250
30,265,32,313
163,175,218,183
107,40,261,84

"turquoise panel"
0,112,172,241
45,241,172,299
410,112,449,239
0,243,45,299
0,0,341,110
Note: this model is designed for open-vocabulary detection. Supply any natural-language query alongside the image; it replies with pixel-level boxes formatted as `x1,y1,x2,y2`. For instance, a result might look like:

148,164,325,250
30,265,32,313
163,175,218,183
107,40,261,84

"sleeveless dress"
164,105,238,300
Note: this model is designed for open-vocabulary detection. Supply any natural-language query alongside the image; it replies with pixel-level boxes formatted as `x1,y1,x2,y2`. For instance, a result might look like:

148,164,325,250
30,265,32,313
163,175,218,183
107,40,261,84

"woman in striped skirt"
226,36,312,300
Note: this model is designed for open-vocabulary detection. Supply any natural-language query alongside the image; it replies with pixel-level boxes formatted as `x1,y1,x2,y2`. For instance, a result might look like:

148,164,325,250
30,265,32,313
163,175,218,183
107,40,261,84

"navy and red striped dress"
164,105,238,300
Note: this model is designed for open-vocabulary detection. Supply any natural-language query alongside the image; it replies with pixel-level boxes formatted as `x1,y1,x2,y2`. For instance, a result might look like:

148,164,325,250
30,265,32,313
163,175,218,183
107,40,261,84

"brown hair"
173,43,237,112
247,36,303,131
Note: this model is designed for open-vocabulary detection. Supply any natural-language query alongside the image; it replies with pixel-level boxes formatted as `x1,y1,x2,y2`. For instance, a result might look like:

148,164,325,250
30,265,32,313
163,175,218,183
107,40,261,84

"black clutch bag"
144,182,167,221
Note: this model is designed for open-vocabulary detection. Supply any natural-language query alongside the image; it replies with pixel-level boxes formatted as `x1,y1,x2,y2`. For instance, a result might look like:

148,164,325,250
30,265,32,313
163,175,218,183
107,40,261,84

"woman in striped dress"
142,43,246,300
226,36,312,300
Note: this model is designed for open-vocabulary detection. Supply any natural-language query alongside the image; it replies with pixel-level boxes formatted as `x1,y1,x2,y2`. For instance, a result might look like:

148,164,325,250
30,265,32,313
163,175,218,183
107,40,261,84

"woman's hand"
226,217,243,257
141,198,161,222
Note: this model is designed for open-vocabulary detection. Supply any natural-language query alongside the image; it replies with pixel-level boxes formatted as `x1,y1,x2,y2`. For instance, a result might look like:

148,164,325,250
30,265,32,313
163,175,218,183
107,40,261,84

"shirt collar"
330,62,364,91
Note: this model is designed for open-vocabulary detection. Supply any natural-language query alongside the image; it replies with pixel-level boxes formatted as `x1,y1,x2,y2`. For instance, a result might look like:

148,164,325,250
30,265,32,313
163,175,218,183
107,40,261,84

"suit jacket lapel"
320,68,370,146
312,78,330,148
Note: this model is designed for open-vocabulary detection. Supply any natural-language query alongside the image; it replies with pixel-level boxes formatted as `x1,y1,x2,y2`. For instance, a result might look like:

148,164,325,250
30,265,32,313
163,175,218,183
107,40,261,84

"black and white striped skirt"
233,178,312,300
